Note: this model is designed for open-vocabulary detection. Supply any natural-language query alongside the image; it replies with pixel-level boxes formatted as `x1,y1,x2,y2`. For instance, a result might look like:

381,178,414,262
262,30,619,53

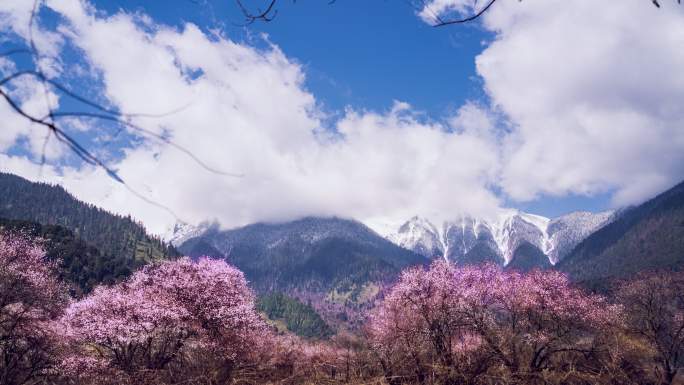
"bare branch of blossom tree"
236,0,279,24
234,0,680,27
653,0,682,7
0,0,243,220
429,0,498,26
425,0,681,26
235,0,336,24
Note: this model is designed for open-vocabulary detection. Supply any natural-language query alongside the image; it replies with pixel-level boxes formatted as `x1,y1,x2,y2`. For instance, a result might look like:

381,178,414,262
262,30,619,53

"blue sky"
73,0,621,217
95,0,489,116
1,0,683,232
76,0,602,217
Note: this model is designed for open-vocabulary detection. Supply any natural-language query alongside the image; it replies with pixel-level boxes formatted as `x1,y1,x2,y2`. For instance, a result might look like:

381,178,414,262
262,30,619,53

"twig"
236,0,278,24
432,0,498,27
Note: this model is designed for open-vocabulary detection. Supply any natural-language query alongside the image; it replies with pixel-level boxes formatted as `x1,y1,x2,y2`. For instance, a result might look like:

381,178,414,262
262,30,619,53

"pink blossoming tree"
368,261,620,384
61,257,272,383
0,232,68,385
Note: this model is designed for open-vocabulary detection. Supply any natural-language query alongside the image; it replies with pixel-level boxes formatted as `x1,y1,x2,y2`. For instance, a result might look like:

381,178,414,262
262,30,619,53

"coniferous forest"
0,173,177,266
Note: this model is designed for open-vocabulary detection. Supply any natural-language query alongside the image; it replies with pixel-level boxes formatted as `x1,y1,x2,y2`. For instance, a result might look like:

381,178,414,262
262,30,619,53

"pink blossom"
0,232,68,384
368,261,619,382
61,257,271,376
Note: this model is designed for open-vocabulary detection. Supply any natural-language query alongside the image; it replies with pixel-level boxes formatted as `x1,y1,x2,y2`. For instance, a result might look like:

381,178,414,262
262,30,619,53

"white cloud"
0,0,64,76
0,71,64,160
1,0,504,234
417,0,481,24
422,0,684,206
1,0,683,236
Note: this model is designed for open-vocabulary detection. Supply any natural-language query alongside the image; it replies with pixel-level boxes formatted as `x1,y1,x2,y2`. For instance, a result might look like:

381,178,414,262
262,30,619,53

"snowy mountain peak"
546,210,614,264
389,216,444,259
380,210,614,267
488,211,551,263
163,221,211,247
519,212,551,236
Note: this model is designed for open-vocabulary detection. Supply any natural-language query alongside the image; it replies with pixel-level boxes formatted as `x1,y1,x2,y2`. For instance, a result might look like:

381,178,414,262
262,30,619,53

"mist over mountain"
171,181,684,284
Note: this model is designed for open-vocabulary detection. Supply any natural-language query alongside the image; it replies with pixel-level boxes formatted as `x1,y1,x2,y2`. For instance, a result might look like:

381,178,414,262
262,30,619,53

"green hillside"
0,218,153,295
258,292,333,339
0,172,177,265
558,180,684,286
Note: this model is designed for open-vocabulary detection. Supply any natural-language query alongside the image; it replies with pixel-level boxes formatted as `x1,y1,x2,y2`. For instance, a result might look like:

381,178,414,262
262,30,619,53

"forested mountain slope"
0,172,177,263
257,292,333,339
179,217,428,299
558,180,684,283
0,218,147,295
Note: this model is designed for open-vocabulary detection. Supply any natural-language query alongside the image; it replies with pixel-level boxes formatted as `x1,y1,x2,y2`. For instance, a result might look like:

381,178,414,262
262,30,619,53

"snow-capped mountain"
379,210,614,267
176,217,428,293
166,209,614,268
546,211,615,264
163,222,212,247
388,217,443,259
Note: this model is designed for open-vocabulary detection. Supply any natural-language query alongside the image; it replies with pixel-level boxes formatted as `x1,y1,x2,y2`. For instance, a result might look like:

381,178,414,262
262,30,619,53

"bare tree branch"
236,0,279,24
428,0,680,27
653,0,682,7
233,0,336,24
234,0,681,28
431,0,498,27
0,0,245,222
50,111,244,178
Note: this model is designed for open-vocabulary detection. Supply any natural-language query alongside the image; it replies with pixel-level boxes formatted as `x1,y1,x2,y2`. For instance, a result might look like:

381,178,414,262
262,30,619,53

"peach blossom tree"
61,257,271,383
368,261,619,384
0,232,68,385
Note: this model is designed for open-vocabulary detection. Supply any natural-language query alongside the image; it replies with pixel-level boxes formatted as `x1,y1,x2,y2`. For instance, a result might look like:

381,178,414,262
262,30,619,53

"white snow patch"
378,209,615,266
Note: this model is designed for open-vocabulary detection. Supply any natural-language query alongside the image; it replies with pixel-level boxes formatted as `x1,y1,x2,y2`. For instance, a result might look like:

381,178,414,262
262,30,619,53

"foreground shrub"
618,271,684,385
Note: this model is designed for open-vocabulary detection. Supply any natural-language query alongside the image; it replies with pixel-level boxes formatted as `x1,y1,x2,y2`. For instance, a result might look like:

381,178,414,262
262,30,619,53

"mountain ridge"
168,208,616,276
0,172,177,263
372,210,615,268
178,216,428,298
3,170,683,293
558,180,684,284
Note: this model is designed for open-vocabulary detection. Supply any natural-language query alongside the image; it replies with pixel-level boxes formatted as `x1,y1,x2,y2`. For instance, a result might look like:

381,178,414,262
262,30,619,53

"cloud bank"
1,0,683,234
422,0,684,204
